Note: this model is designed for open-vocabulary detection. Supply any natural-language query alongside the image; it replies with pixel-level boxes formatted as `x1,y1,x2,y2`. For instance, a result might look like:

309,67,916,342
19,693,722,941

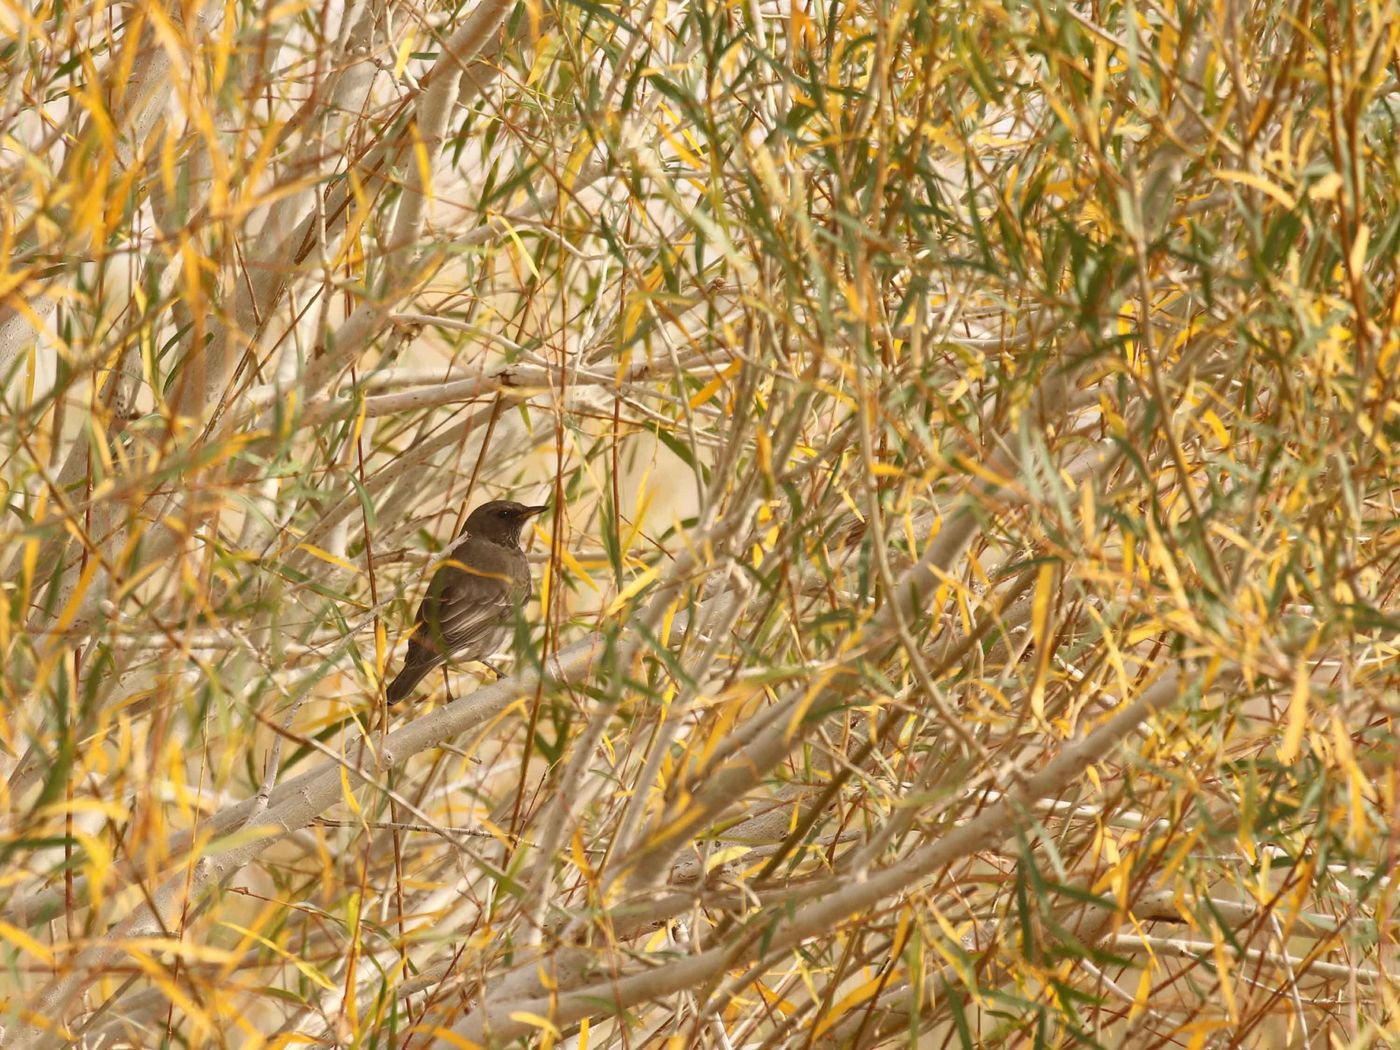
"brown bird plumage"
386,500,548,704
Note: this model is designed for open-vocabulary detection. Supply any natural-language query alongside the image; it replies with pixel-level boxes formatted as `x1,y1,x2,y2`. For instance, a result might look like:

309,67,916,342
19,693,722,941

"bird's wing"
411,543,525,657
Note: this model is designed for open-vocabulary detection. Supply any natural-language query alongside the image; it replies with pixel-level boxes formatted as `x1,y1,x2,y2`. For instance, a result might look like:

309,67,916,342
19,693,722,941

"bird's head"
463,499,549,547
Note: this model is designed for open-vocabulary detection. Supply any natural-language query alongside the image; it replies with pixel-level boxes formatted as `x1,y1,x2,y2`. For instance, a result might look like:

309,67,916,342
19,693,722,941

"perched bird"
386,499,548,705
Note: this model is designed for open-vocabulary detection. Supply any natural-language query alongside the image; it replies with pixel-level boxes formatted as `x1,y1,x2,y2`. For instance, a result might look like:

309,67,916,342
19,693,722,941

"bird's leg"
442,665,454,701
481,661,505,681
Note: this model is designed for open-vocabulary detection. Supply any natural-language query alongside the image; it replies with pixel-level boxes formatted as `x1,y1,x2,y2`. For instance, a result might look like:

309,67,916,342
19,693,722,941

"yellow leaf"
621,294,646,343
703,845,751,874
606,564,659,615
813,973,889,1037
34,798,130,820
51,556,101,637
569,830,594,879
340,764,363,818
414,1027,485,1049
557,546,600,593
1216,169,1297,210
1328,712,1357,773
688,359,742,408
836,483,864,521
501,218,541,280
508,1013,560,1037
1331,714,1377,847
1127,964,1154,1022
1200,409,1229,447
1212,939,1238,1020
126,947,217,1037
660,600,679,649
1277,655,1309,763
296,543,359,574
133,937,238,965
755,428,772,479
659,122,706,171
1029,562,1056,721
413,136,433,208
0,920,55,965
1308,171,1343,200
394,31,416,80
1349,224,1370,277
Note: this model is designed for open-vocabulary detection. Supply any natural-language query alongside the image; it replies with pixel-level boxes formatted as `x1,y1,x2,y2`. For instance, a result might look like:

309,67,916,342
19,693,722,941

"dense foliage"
2,0,1398,1044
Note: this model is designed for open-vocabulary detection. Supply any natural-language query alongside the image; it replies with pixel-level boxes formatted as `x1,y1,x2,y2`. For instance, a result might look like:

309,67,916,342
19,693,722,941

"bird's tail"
386,646,440,705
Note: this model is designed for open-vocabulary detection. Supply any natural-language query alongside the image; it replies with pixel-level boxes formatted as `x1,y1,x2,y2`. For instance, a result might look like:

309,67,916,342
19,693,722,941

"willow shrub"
1,0,1397,1045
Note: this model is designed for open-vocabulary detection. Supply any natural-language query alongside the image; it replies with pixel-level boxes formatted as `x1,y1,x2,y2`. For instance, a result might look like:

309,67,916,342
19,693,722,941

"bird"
386,499,548,705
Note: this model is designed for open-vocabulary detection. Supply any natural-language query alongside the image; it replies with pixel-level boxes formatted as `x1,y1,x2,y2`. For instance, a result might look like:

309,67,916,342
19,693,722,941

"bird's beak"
524,503,549,518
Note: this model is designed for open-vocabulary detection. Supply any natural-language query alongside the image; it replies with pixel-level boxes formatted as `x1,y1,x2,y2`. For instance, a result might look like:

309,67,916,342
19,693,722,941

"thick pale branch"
450,669,1209,1043
14,635,604,1048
